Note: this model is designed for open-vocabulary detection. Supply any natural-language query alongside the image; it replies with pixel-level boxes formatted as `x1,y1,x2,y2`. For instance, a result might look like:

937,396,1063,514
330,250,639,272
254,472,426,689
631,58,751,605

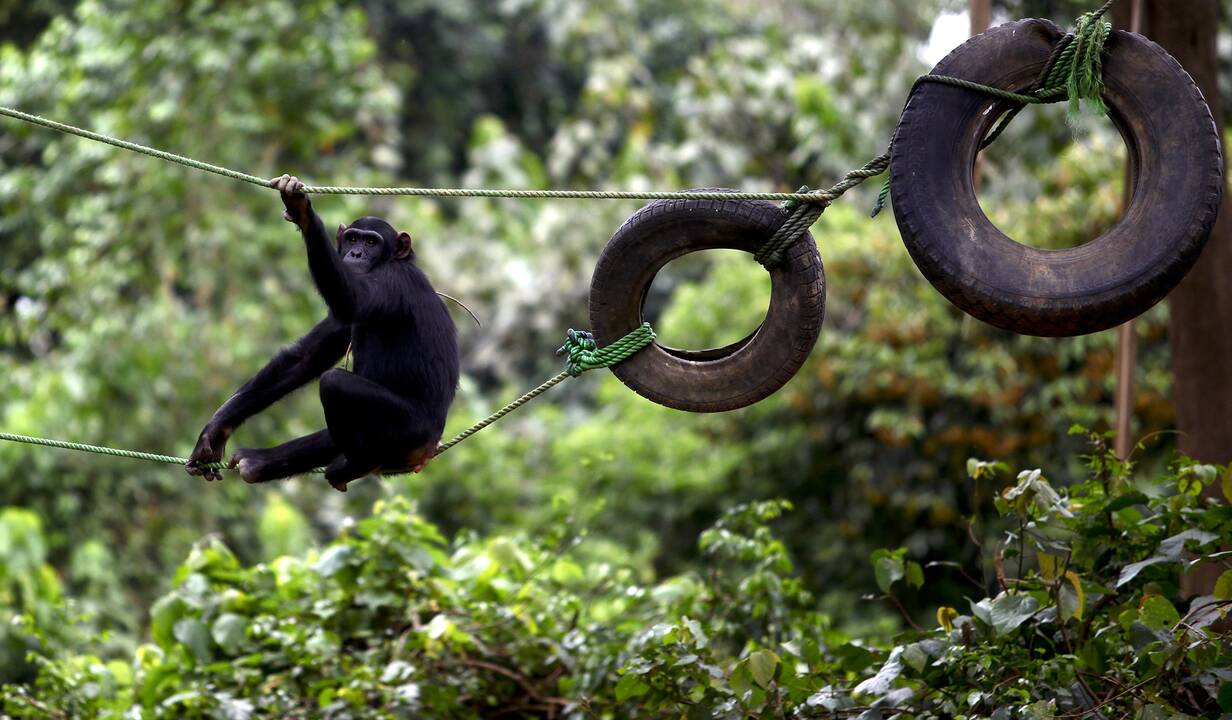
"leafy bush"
0,0,1182,643
4,436,1229,718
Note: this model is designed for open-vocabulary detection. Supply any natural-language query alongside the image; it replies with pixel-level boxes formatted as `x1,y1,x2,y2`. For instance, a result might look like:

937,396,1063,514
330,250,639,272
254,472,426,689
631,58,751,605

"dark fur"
186,198,459,490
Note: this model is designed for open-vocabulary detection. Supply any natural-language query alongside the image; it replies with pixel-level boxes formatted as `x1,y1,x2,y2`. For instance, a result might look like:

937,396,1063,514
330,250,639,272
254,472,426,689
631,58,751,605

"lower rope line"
0,432,219,470
0,324,656,476
437,322,656,455
434,372,571,455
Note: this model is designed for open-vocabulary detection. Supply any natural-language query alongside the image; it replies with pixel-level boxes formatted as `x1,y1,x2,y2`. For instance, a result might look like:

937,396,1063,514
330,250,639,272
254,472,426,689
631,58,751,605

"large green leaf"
210,614,247,656
985,593,1040,636
173,618,211,664
747,649,779,689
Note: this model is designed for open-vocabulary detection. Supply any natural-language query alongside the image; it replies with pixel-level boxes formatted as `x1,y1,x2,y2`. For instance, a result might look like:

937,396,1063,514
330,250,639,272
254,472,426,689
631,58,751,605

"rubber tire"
890,19,1224,337
588,191,825,412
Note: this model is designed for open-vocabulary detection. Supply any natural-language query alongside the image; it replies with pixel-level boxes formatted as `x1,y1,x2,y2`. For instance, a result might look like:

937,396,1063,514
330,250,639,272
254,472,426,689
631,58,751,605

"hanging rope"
918,0,1112,113
870,0,1114,217
0,324,656,475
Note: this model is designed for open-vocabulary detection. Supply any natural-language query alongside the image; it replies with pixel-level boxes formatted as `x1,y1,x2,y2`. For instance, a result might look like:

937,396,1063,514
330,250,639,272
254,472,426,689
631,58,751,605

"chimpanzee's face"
337,216,409,274
339,227,392,274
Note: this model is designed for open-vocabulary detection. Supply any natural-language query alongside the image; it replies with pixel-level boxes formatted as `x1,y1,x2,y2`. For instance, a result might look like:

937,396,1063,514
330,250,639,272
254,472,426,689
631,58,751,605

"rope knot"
779,185,812,213
1064,8,1113,116
1037,2,1114,117
556,323,656,376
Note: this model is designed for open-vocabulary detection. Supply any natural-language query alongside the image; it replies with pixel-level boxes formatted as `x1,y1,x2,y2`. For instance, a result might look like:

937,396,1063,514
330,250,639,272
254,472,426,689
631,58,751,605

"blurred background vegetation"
0,0,1228,701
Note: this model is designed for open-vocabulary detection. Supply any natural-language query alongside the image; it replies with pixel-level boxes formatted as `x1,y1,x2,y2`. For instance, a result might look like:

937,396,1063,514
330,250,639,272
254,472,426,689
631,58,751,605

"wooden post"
1112,0,1144,461
1140,0,1231,598
1148,4,1232,465
969,0,991,37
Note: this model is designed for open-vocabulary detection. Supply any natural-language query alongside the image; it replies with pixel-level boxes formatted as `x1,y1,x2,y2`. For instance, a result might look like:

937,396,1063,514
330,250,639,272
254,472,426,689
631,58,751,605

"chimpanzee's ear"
395,231,414,259
336,224,347,252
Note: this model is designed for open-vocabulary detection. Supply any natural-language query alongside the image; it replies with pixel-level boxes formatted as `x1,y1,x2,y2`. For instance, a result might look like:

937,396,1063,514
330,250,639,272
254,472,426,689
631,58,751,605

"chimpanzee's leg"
230,430,340,483
319,369,438,491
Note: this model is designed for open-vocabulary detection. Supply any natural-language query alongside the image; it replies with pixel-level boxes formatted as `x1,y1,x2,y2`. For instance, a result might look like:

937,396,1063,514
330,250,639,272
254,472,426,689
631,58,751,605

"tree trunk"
1137,0,1230,595
1149,0,1232,466
970,0,992,36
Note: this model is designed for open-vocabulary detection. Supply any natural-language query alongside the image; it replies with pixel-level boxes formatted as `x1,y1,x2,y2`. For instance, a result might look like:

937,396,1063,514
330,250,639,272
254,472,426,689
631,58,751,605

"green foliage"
1,1,1229,714
257,494,313,562
0,0,399,641
3,440,1229,718
0,509,64,682
409,183,1174,616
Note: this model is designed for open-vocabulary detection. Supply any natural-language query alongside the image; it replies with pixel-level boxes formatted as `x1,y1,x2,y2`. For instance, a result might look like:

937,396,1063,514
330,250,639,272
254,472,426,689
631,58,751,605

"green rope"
0,106,274,188
0,103,888,277
912,76,1066,106
556,323,656,376
0,432,225,470
434,372,572,455
755,153,890,268
437,323,655,453
1064,5,1113,116
919,0,1113,113
0,104,829,204
0,324,656,474
871,0,1115,217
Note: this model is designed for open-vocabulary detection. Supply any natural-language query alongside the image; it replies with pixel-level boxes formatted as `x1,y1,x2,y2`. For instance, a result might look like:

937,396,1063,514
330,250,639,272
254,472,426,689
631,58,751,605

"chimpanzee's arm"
208,317,350,427
186,316,350,480
300,207,360,322
275,174,359,322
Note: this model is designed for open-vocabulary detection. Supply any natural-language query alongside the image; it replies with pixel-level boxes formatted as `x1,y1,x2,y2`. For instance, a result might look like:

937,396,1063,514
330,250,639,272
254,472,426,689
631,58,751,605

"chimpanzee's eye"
366,238,377,247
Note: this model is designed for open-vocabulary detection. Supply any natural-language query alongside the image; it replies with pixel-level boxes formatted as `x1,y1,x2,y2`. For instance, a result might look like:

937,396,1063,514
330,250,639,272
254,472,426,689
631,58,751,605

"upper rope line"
0,104,833,204
0,103,889,269
0,0,1113,209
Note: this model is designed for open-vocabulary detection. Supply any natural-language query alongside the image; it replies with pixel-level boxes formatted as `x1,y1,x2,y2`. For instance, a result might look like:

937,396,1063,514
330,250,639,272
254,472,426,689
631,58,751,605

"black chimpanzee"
185,174,459,492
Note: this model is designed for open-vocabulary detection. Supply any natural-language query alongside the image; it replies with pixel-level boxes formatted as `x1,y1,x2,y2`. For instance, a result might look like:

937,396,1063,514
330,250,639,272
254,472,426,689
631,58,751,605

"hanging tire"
890,19,1224,337
588,191,825,412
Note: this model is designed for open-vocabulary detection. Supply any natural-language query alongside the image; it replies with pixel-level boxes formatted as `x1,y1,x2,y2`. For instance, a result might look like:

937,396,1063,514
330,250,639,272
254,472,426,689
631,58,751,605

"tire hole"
974,103,1130,249
643,249,771,354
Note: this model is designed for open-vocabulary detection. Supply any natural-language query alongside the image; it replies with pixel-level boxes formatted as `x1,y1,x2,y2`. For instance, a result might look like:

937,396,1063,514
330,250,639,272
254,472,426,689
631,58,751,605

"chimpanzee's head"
335,216,413,273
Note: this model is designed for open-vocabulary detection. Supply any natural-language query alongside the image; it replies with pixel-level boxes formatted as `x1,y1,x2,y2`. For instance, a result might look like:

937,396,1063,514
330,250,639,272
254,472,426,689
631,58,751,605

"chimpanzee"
185,174,459,492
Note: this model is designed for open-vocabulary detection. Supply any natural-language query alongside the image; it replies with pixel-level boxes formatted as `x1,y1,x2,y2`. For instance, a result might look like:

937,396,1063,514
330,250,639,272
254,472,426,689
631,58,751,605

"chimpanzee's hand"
186,422,231,482
272,174,311,229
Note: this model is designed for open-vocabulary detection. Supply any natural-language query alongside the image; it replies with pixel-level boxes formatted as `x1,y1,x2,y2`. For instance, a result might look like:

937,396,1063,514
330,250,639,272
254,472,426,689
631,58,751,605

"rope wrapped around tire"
589,191,824,412
890,19,1224,337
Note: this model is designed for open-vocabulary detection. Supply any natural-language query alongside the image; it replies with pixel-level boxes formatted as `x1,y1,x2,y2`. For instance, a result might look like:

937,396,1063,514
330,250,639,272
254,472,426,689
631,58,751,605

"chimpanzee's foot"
410,453,435,474
324,454,379,493
406,443,440,474
230,448,274,484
